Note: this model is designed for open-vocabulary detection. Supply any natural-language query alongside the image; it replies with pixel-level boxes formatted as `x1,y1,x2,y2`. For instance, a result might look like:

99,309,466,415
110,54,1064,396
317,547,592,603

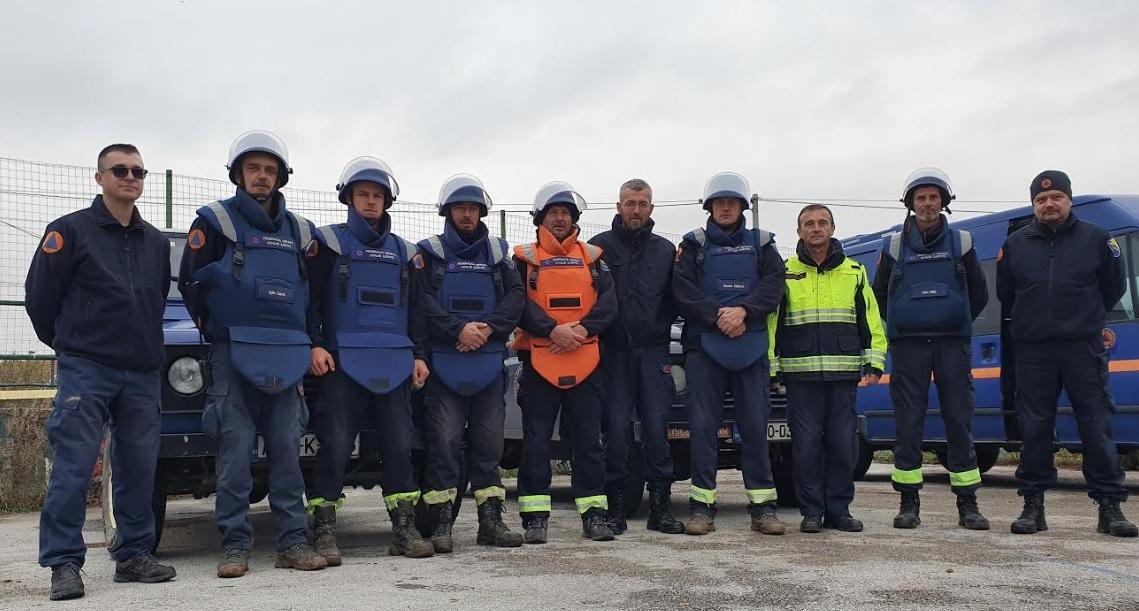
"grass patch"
0,359,55,387
0,400,51,512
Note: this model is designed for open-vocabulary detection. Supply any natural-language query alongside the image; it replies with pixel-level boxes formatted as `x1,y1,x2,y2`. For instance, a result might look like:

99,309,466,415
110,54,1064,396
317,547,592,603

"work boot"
113,552,176,583
311,504,343,566
893,491,921,529
605,492,627,535
216,549,250,578
582,508,616,541
522,515,548,544
428,502,455,554
1096,498,1139,538
685,501,716,536
749,502,786,535
1011,493,1047,534
824,515,864,532
800,516,822,533
387,501,435,558
646,489,685,534
49,563,84,601
274,543,328,570
476,498,524,547
956,493,991,531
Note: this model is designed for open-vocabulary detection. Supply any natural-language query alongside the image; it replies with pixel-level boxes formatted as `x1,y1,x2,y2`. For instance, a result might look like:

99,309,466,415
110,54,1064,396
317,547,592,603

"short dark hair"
619,178,652,201
97,144,141,170
797,203,834,227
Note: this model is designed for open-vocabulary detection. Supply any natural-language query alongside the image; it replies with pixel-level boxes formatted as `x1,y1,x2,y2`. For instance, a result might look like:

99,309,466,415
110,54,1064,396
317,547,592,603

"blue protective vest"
418,224,509,396
193,192,313,394
314,210,418,394
687,220,772,371
884,219,973,339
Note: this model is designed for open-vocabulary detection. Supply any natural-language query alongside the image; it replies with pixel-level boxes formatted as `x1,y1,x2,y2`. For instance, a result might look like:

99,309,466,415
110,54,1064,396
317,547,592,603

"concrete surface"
1,465,1138,610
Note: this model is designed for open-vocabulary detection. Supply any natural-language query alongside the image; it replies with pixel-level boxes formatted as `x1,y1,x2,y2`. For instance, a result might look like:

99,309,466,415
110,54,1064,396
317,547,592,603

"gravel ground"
1,464,1137,611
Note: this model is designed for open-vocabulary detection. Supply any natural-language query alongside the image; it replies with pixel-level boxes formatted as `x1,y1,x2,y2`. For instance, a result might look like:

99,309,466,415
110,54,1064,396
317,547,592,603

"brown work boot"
216,549,250,578
685,501,716,536
311,504,343,566
274,543,329,571
387,501,435,558
750,502,786,535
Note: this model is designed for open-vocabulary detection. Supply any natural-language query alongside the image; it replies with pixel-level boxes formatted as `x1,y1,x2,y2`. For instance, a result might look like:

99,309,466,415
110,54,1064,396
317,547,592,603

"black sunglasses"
101,165,148,179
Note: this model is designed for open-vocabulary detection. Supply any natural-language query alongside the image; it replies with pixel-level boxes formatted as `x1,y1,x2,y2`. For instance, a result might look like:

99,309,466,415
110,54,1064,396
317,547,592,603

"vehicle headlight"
168,357,204,395
670,365,686,395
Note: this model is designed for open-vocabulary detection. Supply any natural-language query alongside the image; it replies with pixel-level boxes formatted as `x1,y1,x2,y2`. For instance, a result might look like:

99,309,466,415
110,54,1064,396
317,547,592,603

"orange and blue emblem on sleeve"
187,228,206,251
41,230,64,254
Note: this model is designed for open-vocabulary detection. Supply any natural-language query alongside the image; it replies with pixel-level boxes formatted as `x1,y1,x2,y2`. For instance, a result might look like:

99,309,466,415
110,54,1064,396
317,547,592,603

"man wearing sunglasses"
26,144,177,600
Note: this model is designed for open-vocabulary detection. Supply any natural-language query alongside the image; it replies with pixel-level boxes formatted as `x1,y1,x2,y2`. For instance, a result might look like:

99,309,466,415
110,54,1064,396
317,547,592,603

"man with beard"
871,167,990,531
769,204,886,533
305,157,434,563
513,181,618,543
416,174,525,551
179,131,327,576
587,178,684,535
673,172,787,536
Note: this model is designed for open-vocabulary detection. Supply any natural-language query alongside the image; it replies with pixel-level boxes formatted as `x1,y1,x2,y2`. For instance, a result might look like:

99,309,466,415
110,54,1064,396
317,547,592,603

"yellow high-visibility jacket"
767,244,887,381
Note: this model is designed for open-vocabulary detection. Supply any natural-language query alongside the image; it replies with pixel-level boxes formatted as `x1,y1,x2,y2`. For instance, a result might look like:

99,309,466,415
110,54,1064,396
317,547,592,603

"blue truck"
843,194,1139,479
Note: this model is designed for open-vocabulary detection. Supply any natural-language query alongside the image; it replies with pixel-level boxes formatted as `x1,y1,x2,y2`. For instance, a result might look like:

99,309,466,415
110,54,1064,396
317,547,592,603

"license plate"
257,433,360,458
666,422,791,441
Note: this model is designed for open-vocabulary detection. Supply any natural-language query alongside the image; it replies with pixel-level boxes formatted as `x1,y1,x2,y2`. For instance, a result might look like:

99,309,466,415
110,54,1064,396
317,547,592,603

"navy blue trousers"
785,380,858,520
39,354,160,568
602,344,676,496
422,373,506,501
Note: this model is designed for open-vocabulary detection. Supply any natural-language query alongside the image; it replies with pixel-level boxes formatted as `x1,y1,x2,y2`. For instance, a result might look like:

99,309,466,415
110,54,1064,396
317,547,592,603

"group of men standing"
24,132,1136,602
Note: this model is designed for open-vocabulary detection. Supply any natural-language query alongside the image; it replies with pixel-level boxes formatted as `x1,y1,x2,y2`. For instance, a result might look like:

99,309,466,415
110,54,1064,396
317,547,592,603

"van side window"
1106,233,1137,322
972,259,1001,336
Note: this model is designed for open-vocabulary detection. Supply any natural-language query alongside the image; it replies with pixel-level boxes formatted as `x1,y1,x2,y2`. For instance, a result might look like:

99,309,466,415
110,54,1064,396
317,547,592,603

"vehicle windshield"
168,236,185,300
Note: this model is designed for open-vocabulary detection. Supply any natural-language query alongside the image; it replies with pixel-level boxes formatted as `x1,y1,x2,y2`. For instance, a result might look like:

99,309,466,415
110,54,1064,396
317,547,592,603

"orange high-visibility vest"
513,226,603,389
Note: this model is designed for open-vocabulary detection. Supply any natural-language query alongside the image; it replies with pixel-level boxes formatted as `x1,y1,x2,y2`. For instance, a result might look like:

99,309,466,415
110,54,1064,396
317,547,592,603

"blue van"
842,194,1139,479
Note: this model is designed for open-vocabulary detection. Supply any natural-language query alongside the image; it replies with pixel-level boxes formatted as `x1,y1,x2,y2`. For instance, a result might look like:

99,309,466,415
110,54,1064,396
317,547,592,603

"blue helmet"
901,167,955,211
436,173,493,217
702,172,752,212
531,181,588,226
336,157,399,208
226,130,292,188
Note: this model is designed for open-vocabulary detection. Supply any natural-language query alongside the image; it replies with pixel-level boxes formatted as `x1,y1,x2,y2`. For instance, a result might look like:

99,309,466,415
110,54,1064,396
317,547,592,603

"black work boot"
605,492,627,535
476,498,524,547
522,515,549,544
428,502,455,554
956,493,991,530
114,552,177,583
49,563,84,601
387,501,435,558
685,500,716,536
646,489,685,534
582,508,616,541
1011,493,1047,534
311,505,343,566
1096,498,1139,538
893,491,921,529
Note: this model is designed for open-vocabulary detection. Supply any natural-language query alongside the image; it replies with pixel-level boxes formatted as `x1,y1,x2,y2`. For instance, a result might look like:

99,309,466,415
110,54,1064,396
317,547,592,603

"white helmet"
531,181,587,226
901,167,955,210
336,156,399,207
226,130,292,187
702,172,752,211
436,173,493,217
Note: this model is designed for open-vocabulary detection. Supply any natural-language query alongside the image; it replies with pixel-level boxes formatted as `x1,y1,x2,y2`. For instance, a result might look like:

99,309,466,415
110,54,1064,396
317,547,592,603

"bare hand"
860,372,881,386
549,322,587,352
457,322,489,352
412,358,430,389
310,347,335,376
716,306,747,336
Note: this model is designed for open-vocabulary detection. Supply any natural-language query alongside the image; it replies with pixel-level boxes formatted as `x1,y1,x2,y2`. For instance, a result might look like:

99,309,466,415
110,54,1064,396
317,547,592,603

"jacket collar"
611,214,655,243
91,195,144,229
536,225,581,256
442,220,489,259
1025,211,1078,237
346,207,390,247
795,238,845,270
704,215,748,246
232,189,286,233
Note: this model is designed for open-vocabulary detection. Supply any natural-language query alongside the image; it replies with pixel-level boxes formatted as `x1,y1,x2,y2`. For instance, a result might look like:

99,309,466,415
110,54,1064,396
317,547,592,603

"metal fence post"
500,209,507,240
751,194,760,230
165,169,173,229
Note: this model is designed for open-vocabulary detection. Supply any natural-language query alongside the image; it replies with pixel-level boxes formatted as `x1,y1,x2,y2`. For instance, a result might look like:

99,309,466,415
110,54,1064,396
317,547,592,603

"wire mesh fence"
0,157,681,359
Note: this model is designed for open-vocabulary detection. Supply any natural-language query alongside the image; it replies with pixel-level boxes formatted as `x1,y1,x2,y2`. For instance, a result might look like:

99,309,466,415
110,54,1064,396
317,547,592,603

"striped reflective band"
518,495,552,513
690,485,717,506
474,486,507,505
891,467,924,485
779,354,863,373
423,488,458,505
862,348,887,368
784,308,857,326
745,488,778,505
949,468,982,488
383,490,422,510
575,495,609,514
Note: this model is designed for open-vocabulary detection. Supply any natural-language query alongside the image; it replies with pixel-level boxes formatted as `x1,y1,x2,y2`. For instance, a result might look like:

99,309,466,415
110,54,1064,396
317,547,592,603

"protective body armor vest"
884,219,973,340
193,192,313,394
314,211,418,394
419,224,509,396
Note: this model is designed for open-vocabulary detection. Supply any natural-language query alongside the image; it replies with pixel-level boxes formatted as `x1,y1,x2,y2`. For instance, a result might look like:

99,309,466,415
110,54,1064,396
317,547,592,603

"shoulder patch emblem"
785,271,807,280
41,231,64,254
187,228,206,251
1108,238,1121,258
412,253,425,270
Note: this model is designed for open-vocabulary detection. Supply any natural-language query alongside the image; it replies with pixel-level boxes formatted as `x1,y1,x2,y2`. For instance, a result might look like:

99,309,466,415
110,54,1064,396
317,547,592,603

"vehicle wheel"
853,434,874,481
622,445,646,518
771,445,798,508
975,445,1001,474
100,431,122,557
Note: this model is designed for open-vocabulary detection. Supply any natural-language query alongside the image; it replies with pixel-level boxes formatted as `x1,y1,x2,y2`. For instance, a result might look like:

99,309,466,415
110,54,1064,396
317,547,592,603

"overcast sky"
2,0,1137,244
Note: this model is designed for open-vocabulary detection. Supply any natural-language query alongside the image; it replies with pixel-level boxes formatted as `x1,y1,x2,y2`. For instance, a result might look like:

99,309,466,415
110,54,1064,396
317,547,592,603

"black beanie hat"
1030,170,1073,201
